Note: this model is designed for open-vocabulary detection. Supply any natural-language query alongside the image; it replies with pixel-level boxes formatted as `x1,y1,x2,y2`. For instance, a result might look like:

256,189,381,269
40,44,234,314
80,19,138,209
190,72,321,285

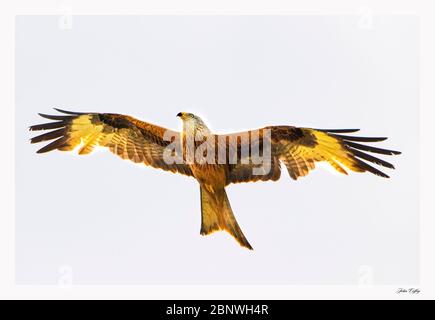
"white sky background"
16,15,418,285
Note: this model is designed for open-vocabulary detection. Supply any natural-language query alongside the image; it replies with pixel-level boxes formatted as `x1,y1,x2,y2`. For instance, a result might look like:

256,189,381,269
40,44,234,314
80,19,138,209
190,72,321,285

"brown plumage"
30,109,401,250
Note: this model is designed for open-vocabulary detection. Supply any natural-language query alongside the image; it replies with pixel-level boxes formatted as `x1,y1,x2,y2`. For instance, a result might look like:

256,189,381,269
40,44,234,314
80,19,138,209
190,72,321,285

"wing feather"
272,127,400,180
30,109,193,177
223,125,400,183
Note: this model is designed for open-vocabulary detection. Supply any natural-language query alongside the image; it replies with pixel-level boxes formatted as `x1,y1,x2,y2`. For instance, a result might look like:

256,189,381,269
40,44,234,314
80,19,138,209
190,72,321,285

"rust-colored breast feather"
29,109,193,177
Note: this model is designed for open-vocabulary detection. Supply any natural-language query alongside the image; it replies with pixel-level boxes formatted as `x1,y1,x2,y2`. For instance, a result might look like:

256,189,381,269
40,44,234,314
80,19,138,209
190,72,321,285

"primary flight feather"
30,109,401,250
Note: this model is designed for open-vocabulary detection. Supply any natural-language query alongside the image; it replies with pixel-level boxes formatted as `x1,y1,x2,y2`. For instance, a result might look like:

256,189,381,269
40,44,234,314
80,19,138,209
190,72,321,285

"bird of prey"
30,109,401,250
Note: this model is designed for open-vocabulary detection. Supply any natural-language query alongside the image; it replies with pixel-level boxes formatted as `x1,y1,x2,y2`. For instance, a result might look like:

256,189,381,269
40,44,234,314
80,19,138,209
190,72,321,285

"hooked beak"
176,112,183,118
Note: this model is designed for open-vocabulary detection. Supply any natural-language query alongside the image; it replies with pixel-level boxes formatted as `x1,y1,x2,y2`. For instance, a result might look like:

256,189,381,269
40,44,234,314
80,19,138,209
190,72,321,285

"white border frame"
1,0,433,300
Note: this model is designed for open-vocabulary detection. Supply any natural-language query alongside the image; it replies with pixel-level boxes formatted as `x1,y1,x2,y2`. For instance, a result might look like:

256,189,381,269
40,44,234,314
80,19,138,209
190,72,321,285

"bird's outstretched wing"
223,126,401,184
29,109,193,177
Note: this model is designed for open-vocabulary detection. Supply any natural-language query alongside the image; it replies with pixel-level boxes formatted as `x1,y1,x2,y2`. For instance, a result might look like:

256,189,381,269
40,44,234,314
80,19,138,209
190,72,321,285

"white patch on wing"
316,161,348,176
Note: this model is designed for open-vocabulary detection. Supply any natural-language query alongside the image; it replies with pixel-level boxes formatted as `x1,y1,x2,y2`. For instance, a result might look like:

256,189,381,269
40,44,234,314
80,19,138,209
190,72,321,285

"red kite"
30,109,401,250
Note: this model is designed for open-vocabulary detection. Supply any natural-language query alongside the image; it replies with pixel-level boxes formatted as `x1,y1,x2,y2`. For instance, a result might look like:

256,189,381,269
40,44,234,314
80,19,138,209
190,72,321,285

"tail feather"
200,186,253,250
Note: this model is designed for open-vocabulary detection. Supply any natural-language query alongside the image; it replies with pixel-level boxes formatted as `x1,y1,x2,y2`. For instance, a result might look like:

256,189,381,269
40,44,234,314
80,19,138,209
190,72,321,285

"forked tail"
200,186,253,250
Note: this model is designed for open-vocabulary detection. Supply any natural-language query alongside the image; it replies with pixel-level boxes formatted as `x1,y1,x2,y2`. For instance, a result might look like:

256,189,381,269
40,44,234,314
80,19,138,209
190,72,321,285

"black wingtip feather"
319,128,360,133
53,108,86,115
331,133,388,143
36,137,68,153
355,158,390,178
350,148,395,169
38,113,73,121
29,121,66,131
345,141,401,156
30,128,66,144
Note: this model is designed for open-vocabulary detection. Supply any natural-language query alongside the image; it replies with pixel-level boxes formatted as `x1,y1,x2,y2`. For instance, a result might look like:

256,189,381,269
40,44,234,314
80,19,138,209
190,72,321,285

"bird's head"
176,112,197,121
177,112,210,135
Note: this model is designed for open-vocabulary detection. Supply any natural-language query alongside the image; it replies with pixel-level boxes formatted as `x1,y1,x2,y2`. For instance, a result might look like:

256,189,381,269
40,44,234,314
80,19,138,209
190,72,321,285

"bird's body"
179,115,222,187
30,109,401,250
